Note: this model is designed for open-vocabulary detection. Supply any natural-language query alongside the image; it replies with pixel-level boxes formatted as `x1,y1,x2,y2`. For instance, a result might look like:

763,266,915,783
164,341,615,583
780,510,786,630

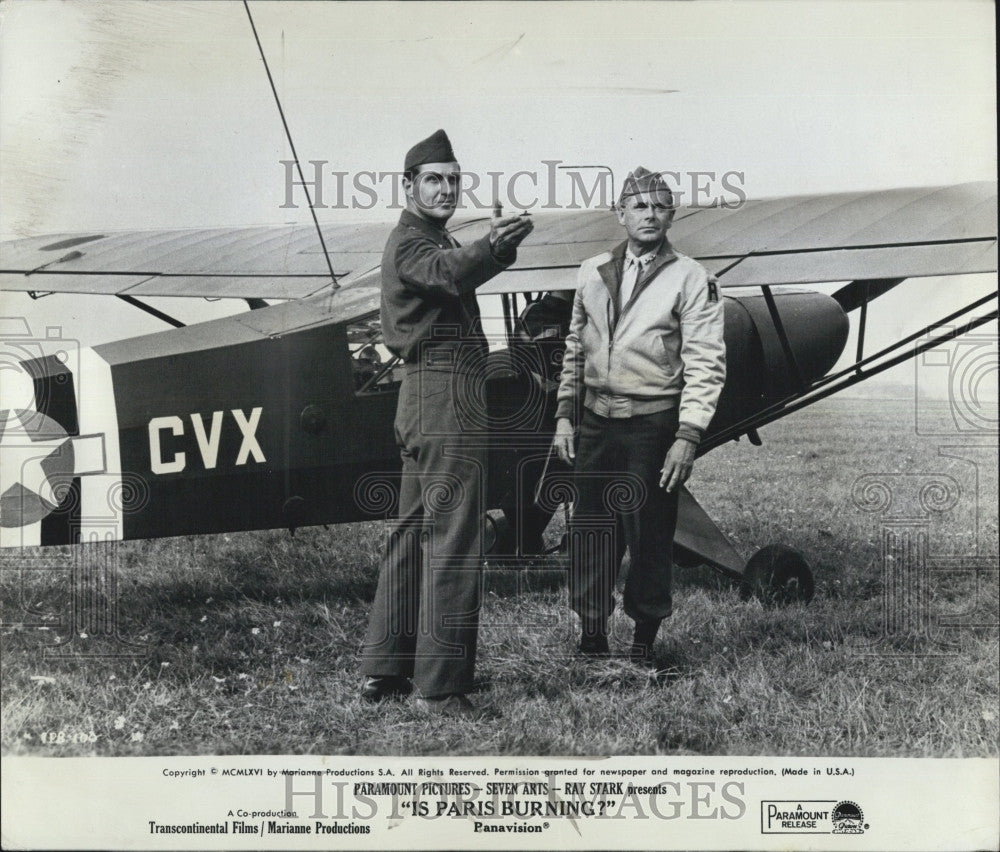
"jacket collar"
596,238,677,307
399,208,453,239
596,242,625,305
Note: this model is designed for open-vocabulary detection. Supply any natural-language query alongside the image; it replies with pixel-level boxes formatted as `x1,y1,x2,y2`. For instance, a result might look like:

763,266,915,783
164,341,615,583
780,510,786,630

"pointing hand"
490,214,534,254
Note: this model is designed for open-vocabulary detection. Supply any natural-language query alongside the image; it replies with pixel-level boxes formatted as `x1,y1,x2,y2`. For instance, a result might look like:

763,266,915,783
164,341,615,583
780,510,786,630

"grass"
1,397,997,757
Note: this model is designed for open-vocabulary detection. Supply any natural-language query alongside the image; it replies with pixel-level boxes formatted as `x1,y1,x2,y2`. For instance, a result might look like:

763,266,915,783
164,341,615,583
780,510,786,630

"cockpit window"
347,312,403,394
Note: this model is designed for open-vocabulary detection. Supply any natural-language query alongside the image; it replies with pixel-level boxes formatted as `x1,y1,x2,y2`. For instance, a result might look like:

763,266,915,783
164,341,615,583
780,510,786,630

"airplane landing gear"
484,512,508,555
739,544,814,605
484,510,565,559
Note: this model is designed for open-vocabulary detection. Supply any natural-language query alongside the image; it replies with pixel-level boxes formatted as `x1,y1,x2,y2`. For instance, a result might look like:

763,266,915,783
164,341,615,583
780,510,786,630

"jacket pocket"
657,332,670,362
579,318,599,354
416,369,454,398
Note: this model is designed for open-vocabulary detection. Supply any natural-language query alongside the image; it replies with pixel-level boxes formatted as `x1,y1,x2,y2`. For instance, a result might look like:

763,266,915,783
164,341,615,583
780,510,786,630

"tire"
484,512,512,556
739,544,814,605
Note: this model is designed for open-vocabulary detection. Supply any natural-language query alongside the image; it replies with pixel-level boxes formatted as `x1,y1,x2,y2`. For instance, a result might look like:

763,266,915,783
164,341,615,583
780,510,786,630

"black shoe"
579,633,611,657
629,620,661,665
360,675,412,703
628,642,655,665
413,694,498,720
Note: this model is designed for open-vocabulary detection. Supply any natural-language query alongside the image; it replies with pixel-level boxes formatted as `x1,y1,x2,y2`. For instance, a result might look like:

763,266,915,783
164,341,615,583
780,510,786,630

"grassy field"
2,397,997,757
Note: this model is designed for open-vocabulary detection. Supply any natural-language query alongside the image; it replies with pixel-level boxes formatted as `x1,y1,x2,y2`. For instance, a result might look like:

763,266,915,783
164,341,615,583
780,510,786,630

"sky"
0,0,996,389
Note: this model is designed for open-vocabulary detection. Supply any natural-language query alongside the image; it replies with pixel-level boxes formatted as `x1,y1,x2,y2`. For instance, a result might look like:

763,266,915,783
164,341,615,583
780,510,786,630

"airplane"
2,179,997,612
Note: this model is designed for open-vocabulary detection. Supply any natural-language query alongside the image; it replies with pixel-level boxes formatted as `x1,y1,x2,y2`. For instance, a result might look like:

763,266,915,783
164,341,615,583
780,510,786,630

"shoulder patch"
707,278,719,303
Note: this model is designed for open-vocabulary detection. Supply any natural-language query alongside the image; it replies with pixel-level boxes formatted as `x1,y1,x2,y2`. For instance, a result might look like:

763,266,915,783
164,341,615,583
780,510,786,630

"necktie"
620,255,640,308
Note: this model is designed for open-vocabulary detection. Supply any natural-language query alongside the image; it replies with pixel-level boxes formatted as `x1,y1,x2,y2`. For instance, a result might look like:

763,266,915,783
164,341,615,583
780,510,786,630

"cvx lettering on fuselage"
148,407,265,474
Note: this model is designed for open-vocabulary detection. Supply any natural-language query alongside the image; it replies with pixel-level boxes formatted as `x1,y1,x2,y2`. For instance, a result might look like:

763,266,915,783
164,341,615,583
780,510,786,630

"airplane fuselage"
5,284,847,547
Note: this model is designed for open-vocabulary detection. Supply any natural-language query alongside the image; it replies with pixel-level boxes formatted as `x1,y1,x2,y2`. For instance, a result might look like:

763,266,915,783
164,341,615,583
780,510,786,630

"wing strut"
116,294,185,328
855,282,868,372
356,355,403,395
243,1,339,293
761,284,807,392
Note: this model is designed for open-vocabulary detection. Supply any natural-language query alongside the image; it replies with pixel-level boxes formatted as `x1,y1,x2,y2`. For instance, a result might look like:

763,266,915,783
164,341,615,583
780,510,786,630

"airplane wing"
2,182,995,301
477,180,998,294
0,222,392,300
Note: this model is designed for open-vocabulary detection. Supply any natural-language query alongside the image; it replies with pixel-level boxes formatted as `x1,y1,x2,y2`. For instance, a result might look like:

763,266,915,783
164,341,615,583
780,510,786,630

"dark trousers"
569,406,680,627
361,368,487,697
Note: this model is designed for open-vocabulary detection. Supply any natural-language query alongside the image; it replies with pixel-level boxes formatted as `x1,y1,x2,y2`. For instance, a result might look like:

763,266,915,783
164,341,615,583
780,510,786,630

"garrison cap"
404,129,457,173
619,166,674,207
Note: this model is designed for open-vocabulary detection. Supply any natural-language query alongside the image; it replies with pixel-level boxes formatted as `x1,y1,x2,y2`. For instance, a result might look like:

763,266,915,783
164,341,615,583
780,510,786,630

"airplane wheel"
740,544,814,605
484,512,512,556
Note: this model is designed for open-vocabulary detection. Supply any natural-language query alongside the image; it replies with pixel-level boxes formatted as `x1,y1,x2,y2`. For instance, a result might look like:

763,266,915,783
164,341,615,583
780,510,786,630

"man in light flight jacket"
553,166,726,666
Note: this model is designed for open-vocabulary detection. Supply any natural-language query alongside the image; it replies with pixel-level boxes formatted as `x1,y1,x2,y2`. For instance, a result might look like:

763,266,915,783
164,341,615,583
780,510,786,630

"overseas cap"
404,129,457,173
619,166,674,207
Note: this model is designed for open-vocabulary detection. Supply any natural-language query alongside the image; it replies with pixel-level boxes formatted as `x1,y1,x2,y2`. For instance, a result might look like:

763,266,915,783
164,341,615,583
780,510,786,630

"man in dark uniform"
360,129,533,717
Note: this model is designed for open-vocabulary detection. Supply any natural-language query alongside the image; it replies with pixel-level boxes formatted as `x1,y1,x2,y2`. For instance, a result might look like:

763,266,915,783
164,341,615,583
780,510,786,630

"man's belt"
584,389,678,419
404,343,489,371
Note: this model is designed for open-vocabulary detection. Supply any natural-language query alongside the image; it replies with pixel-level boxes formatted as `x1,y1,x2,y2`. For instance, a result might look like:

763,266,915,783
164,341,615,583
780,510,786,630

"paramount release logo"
761,800,868,835
832,801,867,834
